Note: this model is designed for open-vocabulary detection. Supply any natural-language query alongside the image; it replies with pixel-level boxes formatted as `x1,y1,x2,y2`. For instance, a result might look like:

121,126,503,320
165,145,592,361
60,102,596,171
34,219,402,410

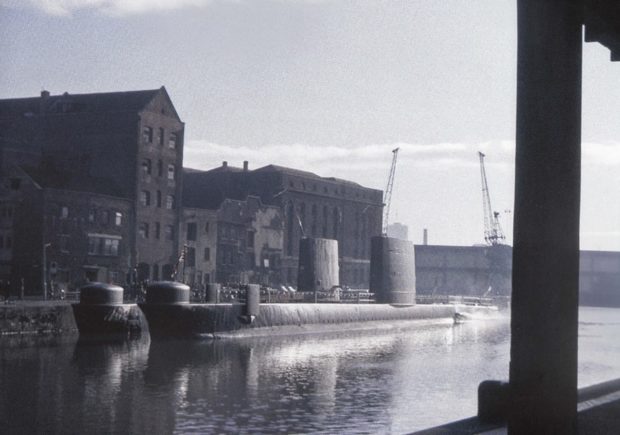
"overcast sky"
2,0,620,249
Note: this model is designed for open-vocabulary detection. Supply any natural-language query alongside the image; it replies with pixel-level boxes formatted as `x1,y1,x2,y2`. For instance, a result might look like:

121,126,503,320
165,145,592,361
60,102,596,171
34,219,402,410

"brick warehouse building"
183,161,383,288
0,88,185,295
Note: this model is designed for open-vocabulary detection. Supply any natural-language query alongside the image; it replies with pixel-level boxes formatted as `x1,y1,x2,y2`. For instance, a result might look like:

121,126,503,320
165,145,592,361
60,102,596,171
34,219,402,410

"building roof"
253,164,320,179
253,164,363,187
585,0,620,60
0,87,179,120
183,161,381,210
19,164,126,198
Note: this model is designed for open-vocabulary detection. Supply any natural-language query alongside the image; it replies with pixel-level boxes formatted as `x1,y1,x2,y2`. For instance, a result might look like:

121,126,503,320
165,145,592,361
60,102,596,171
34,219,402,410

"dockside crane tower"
478,151,505,245
382,148,400,236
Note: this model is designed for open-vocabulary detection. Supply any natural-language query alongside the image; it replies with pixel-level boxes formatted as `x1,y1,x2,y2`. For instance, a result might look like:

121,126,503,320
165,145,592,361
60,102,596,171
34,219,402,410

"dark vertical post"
510,1,582,434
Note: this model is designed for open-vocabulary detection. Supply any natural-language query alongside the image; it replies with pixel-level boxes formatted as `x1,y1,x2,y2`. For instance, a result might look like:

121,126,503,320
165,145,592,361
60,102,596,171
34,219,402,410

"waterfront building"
0,168,20,288
183,161,383,287
182,174,283,287
0,88,185,294
179,206,218,287
14,169,133,294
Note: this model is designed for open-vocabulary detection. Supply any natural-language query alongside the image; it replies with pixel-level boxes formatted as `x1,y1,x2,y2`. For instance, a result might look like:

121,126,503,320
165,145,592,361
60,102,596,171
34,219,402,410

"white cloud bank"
1,0,327,16
184,140,518,178
0,0,214,16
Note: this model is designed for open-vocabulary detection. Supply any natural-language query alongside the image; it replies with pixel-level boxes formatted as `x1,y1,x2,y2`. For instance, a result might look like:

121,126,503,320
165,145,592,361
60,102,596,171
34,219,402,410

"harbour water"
1,306,619,434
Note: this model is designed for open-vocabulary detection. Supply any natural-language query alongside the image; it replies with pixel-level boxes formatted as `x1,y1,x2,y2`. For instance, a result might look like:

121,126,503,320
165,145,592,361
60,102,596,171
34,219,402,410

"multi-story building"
182,168,283,288
0,178,17,290
183,161,383,287
14,175,133,295
215,196,283,286
180,206,218,287
0,87,185,294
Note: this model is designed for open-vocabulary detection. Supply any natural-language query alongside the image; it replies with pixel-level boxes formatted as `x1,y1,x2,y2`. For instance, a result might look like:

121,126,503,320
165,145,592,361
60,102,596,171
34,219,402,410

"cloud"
1,0,327,17
0,0,214,16
183,140,515,175
583,141,620,167
183,139,620,188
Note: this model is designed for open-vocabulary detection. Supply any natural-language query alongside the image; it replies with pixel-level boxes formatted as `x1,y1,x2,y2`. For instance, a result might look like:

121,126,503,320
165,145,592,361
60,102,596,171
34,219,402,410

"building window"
155,222,161,239
109,271,120,284
59,235,69,253
166,195,175,210
140,190,151,206
156,190,162,208
152,264,159,281
88,236,120,256
139,222,149,239
107,238,119,256
88,208,96,223
60,206,69,219
204,247,211,261
101,210,109,225
143,126,153,143
158,128,164,146
162,264,173,280
168,133,178,149
186,247,196,267
333,208,340,239
322,205,328,237
167,164,175,180
286,202,294,255
311,204,317,236
142,159,152,175
1,206,13,219
115,212,122,226
205,222,210,233
164,225,174,241
187,222,197,241
157,160,163,177
299,203,306,229
247,231,254,248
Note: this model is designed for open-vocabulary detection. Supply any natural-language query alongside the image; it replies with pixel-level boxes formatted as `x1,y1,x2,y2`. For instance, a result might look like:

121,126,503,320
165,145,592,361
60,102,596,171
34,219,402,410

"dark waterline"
1,307,619,434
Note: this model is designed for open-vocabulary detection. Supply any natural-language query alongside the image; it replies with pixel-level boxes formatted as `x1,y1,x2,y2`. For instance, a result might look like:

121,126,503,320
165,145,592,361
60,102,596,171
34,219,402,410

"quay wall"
0,302,78,337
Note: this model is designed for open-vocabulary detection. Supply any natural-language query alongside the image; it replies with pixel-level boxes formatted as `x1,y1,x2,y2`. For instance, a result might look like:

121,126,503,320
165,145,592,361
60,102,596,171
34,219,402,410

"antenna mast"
382,148,400,235
478,151,505,245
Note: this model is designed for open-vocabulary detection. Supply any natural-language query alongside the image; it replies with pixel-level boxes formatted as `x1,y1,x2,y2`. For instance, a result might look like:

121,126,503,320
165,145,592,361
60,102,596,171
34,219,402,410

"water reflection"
1,308,619,434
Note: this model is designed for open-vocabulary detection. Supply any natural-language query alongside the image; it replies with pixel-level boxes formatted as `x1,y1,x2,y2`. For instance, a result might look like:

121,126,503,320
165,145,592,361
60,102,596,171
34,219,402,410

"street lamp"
42,242,51,300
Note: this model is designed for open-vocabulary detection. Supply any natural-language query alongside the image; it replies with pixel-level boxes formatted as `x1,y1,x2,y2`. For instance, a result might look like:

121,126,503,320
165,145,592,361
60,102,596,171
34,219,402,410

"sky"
1,0,620,249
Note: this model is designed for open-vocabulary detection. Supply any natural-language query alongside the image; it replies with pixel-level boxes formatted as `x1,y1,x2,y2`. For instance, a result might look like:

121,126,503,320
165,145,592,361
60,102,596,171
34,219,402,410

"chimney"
243,161,249,171
40,90,50,114
423,228,428,246
222,161,228,168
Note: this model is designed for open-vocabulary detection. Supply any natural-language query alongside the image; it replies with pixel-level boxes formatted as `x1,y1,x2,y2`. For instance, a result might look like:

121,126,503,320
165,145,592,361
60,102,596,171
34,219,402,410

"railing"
416,294,508,308
192,286,376,304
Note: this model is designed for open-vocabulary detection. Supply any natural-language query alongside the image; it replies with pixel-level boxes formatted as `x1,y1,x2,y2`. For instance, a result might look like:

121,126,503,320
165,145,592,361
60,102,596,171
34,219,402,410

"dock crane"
478,151,505,245
382,148,400,236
